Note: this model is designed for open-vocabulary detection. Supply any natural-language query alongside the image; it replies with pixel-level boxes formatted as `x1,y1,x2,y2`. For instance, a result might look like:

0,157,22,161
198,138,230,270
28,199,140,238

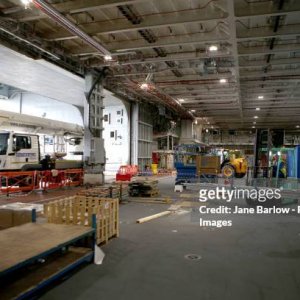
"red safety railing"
0,171,39,194
0,169,84,195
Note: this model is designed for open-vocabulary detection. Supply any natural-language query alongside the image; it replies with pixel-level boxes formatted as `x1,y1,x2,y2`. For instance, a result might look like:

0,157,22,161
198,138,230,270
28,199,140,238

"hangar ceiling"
0,0,300,129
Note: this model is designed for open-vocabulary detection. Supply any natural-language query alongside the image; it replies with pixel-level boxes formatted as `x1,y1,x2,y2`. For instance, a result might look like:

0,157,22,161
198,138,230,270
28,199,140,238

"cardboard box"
13,210,32,226
198,168,220,175
196,156,220,174
0,209,13,229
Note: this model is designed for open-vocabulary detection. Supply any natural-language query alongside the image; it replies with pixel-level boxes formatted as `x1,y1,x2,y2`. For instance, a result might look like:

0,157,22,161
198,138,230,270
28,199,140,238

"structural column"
130,102,139,165
83,72,105,184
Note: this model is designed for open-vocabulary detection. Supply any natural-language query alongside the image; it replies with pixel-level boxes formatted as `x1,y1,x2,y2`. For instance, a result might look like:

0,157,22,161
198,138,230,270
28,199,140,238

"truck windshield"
0,133,9,155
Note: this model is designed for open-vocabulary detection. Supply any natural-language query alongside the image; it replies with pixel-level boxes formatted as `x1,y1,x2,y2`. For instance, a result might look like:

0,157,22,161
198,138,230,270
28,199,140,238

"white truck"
0,131,83,171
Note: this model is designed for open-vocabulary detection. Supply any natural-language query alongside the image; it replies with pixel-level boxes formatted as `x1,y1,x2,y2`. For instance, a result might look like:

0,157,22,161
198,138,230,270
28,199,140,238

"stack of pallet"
44,196,119,245
78,183,129,200
128,178,159,197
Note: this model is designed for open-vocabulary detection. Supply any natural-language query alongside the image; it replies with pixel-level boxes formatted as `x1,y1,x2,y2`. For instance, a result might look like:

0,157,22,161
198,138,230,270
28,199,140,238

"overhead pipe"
125,79,194,119
32,0,111,56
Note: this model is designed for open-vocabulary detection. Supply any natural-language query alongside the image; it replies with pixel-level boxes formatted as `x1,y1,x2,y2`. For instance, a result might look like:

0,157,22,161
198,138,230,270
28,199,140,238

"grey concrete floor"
41,177,300,300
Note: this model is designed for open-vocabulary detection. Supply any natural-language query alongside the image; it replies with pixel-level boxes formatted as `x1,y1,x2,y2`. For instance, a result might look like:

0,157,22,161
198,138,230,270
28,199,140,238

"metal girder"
234,1,300,18
170,94,237,99
240,69,300,78
239,57,300,68
71,32,231,55
44,10,228,41
113,68,233,78
169,91,238,96
2,0,148,22
97,50,233,67
238,43,300,56
237,24,300,41
152,72,233,82
226,0,243,119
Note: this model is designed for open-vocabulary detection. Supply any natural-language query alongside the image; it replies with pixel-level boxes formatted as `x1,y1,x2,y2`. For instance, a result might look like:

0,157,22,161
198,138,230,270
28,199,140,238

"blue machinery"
174,144,211,184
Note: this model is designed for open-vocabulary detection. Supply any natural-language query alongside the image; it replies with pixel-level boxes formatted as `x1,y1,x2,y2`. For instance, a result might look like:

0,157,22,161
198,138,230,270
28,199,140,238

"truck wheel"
222,164,235,178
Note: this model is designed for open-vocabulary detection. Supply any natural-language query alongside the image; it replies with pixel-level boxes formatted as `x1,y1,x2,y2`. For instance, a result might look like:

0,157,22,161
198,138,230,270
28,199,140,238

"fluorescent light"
191,109,196,113
140,83,149,90
254,116,258,119
178,98,185,102
252,126,255,129
258,95,264,99
256,107,260,111
209,45,218,52
104,55,113,61
296,125,300,128
21,0,32,5
219,78,227,84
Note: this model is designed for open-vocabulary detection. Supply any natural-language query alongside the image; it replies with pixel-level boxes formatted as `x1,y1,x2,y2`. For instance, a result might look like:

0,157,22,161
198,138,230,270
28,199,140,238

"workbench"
0,223,95,299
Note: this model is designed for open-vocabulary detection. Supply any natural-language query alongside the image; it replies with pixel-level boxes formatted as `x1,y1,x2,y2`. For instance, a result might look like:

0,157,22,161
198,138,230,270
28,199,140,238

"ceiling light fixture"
178,98,185,102
254,116,258,119
253,122,256,125
252,126,256,129
104,55,113,61
21,0,32,8
258,95,264,99
191,109,196,113
209,45,218,52
219,78,227,84
256,107,260,111
140,83,149,90
296,125,300,128
140,73,153,90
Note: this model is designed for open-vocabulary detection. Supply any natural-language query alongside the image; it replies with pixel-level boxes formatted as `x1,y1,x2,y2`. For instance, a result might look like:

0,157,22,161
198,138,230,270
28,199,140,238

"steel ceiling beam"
2,0,148,22
240,69,300,78
239,57,300,68
237,24,300,41
96,50,233,67
71,31,231,55
238,43,300,56
44,10,228,41
234,1,300,18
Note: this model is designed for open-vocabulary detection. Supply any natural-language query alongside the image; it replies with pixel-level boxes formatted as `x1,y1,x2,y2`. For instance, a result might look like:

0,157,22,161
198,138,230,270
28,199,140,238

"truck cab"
0,131,41,171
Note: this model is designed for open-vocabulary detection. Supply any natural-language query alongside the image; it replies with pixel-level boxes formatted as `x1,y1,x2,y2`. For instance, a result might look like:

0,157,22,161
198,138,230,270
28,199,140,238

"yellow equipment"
221,150,248,178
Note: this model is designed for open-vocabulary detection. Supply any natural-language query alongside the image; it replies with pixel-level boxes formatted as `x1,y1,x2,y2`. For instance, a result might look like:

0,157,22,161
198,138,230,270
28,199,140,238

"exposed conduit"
33,0,111,56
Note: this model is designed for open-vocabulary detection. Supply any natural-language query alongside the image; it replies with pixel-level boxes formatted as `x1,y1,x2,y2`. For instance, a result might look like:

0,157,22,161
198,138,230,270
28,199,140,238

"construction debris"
129,178,159,197
136,211,172,224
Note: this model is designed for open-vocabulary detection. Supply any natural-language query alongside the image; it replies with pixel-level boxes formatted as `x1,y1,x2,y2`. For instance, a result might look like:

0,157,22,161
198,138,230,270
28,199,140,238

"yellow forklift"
221,149,248,178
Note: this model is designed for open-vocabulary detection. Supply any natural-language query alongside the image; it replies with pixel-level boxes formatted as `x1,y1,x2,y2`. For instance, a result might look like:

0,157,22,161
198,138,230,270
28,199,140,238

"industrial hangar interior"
0,0,300,299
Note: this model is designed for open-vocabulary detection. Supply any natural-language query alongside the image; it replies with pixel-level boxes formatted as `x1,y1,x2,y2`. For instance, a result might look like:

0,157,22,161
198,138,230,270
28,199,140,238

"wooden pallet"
77,184,129,200
44,196,119,245
128,179,159,198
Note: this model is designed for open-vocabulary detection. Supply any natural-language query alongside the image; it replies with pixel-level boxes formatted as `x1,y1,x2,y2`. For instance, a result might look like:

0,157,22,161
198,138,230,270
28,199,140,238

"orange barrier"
0,171,39,194
116,165,138,181
0,169,84,195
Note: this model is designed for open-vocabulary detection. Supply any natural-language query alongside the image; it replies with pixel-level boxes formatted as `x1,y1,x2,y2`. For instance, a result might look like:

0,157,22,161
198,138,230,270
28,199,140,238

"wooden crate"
44,196,119,245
